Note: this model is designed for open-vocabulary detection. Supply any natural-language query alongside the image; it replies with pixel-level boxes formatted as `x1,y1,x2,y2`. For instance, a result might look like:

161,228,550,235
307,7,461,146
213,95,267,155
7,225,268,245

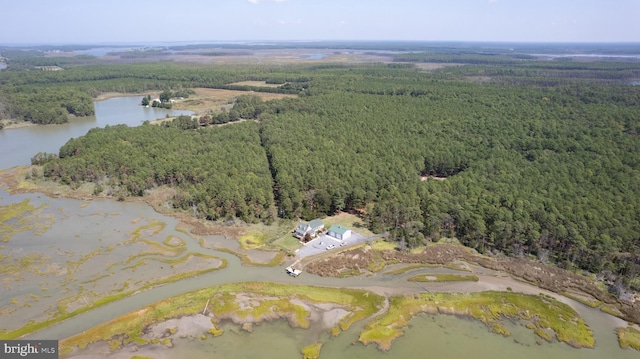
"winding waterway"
0,98,637,358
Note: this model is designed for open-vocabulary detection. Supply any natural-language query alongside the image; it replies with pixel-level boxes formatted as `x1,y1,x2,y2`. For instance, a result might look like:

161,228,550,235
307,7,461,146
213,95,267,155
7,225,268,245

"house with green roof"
294,219,325,239
327,225,352,240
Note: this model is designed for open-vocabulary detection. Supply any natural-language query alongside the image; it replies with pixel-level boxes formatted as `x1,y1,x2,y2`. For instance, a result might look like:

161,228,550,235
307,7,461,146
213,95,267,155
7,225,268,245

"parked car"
340,241,347,246
326,244,335,250
285,266,302,277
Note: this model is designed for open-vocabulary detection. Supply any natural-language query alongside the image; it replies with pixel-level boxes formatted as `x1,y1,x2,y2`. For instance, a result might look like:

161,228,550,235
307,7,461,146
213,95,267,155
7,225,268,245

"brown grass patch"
172,88,296,114
229,81,282,88
414,63,465,72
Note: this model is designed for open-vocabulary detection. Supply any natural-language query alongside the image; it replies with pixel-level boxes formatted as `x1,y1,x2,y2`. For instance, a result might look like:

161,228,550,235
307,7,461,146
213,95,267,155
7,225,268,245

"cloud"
248,0,287,4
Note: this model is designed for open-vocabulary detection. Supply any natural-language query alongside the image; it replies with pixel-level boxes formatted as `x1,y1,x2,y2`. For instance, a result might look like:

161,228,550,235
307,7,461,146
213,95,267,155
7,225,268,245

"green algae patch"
359,291,594,352
301,343,323,359
0,199,54,243
407,273,479,282
617,326,640,350
59,282,383,354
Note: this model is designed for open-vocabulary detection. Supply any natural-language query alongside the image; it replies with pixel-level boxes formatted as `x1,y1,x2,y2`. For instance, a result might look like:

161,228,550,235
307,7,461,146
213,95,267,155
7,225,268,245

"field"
171,87,297,114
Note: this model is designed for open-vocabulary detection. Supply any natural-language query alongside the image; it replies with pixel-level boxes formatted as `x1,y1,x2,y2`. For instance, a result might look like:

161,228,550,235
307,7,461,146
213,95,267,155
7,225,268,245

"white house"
327,225,351,240
294,219,325,239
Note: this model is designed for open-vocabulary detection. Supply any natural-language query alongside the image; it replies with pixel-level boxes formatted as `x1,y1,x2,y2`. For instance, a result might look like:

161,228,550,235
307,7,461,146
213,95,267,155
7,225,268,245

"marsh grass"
338,269,362,278
151,252,220,265
1,252,51,281
301,343,323,359
601,305,625,318
213,246,286,267
1,264,227,341
59,282,383,354
359,291,594,351
366,251,387,273
0,199,53,243
163,235,186,247
560,292,602,308
617,327,640,350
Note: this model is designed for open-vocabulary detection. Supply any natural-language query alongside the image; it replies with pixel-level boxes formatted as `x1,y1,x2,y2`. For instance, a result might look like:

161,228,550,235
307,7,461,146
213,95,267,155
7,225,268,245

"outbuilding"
327,225,351,240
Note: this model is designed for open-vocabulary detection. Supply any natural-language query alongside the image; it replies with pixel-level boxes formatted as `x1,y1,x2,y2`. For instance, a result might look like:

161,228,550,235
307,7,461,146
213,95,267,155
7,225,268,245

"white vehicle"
326,244,335,250
285,266,302,277
340,241,347,246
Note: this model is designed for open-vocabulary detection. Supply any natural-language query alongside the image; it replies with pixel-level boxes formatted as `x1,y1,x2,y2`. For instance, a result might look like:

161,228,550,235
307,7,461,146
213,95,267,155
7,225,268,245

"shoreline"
0,119,37,130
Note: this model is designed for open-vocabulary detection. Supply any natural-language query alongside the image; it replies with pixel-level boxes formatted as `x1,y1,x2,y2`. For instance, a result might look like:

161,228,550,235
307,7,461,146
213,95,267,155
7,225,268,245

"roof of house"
328,224,350,235
309,219,324,228
296,219,324,233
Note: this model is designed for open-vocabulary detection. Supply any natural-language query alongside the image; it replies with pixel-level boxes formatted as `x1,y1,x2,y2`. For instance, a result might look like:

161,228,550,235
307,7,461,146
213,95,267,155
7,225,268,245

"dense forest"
2,51,640,292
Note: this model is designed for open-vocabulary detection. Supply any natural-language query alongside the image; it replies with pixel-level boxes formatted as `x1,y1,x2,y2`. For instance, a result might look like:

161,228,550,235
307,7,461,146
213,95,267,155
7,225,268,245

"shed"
327,225,352,240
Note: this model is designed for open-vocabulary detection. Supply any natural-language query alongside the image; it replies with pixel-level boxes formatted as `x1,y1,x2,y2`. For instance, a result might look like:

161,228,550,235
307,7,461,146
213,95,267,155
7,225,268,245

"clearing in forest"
173,87,297,114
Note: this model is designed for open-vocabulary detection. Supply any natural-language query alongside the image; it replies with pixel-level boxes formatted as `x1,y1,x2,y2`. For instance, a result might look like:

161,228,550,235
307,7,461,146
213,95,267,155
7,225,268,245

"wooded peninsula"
1,43,639,302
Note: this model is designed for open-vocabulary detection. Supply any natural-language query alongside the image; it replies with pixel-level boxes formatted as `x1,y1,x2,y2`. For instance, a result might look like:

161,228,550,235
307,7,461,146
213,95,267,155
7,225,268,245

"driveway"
295,231,369,258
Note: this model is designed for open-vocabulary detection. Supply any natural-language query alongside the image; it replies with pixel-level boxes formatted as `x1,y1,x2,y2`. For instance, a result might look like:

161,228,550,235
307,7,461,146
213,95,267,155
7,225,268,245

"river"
0,98,637,358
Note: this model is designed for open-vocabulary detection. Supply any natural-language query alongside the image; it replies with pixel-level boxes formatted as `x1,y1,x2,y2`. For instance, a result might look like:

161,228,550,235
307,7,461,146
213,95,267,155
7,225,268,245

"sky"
1,0,639,44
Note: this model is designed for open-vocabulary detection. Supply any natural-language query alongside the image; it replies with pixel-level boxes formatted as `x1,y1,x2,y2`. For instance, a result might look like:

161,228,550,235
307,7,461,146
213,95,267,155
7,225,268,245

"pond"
0,96,193,169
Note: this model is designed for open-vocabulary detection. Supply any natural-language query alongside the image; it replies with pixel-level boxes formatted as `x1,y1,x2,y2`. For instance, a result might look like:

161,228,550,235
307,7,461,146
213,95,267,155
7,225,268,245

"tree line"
15,60,640,293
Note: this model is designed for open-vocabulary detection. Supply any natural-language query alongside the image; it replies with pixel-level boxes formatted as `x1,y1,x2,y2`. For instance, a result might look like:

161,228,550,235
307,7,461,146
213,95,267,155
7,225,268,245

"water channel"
0,98,637,358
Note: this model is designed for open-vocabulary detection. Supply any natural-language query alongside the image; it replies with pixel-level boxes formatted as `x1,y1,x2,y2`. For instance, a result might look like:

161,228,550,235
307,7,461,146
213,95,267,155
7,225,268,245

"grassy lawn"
322,213,374,237
272,235,303,253
371,240,397,251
